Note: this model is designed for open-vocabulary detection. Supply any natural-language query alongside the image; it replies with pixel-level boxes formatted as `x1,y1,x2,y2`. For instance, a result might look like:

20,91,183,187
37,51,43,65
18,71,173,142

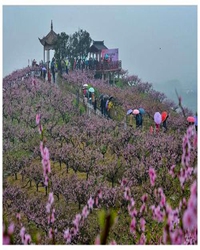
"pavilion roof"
39,21,58,48
89,41,108,53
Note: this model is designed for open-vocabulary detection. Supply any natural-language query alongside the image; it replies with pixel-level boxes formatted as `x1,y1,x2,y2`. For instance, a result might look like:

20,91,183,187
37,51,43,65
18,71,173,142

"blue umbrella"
127,109,133,115
194,116,197,126
88,87,95,93
139,108,145,114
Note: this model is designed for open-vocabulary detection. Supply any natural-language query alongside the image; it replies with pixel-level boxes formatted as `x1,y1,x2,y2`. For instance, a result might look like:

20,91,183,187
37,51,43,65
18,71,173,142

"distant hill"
152,79,197,113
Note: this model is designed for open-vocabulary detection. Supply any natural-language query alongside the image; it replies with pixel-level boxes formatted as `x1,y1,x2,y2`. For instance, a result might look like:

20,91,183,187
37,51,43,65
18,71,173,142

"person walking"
94,96,97,114
162,115,169,132
65,58,69,74
42,65,47,81
135,113,140,128
51,57,56,83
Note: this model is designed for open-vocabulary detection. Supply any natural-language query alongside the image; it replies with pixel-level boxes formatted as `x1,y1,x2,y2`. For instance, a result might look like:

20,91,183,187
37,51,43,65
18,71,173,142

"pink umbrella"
154,112,162,124
187,116,195,123
133,109,139,115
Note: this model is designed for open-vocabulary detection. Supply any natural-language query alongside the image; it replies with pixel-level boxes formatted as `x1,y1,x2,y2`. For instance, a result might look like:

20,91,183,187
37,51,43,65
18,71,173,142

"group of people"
82,85,114,118
127,109,169,133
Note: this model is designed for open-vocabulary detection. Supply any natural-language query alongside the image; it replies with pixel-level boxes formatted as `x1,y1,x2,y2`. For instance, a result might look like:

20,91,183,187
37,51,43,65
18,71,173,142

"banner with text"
101,48,119,61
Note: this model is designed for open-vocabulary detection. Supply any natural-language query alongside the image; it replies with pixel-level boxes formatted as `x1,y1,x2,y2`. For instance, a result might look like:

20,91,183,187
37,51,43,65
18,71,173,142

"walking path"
56,73,107,119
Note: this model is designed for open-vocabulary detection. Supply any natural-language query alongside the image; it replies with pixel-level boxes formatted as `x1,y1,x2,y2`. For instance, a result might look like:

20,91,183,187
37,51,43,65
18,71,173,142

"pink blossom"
3,235,10,245
88,197,94,210
50,210,55,224
20,227,25,241
160,193,166,208
24,234,31,244
70,226,78,236
121,178,128,187
124,187,131,200
36,114,41,125
97,189,103,199
94,235,100,244
141,193,148,203
140,203,146,214
48,192,54,205
170,228,184,245
42,147,50,161
73,214,81,228
7,223,15,235
109,240,117,244
82,205,89,219
46,203,51,213
140,218,146,232
149,167,156,186
16,213,21,221
95,197,99,206
182,208,197,231
181,136,191,167
48,227,53,239
188,195,197,211
64,228,71,244
38,124,43,134
128,198,135,215
20,226,31,245
40,141,43,153
44,175,49,186
178,168,186,188
190,181,197,196
162,227,167,244
169,164,176,177
129,208,138,218
152,205,164,222
138,233,146,244
130,217,136,234
193,134,197,148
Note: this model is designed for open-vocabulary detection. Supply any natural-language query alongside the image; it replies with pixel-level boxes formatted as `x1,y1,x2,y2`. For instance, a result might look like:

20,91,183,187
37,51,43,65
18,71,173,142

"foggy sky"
3,5,197,94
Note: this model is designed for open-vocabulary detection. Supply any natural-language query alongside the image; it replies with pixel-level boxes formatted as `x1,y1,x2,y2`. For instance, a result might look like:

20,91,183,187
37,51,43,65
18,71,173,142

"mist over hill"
152,79,197,113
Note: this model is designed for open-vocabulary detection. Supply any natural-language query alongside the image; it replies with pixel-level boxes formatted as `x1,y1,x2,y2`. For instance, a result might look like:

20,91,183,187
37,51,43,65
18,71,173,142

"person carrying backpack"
107,100,113,118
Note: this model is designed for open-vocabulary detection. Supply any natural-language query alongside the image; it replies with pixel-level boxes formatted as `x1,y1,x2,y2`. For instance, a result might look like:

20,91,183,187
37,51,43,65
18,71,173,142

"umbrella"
88,87,95,93
99,94,104,99
127,109,133,115
83,83,88,87
133,109,139,115
154,112,162,124
103,94,109,99
139,108,145,114
161,111,168,122
109,96,114,100
187,116,195,123
194,116,197,126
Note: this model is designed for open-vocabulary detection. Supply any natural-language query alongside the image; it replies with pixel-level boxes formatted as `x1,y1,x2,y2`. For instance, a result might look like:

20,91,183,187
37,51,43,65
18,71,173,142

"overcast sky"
3,4,197,92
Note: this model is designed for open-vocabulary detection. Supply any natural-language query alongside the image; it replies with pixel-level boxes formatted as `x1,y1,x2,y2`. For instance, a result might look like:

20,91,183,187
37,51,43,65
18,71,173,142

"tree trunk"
66,162,69,173
112,179,114,188
15,173,17,180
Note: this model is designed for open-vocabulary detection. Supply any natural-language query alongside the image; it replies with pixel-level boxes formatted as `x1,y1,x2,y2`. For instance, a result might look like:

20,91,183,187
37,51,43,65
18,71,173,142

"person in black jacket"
135,114,140,128
163,115,169,132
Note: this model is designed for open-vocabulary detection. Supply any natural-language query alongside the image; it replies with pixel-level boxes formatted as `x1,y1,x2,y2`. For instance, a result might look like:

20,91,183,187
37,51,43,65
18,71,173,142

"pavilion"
38,20,58,67
88,41,108,61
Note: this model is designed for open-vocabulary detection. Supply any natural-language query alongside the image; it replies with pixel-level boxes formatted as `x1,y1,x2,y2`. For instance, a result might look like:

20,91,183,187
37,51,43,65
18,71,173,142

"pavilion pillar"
47,50,50,69
43,47,45,64
113,72,115,85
